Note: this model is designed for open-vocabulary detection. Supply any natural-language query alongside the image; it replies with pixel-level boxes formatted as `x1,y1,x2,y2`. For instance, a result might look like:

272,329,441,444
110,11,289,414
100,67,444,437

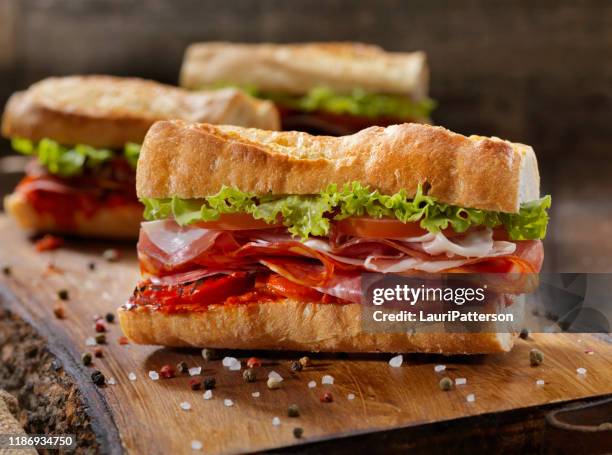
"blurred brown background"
0,0,611,271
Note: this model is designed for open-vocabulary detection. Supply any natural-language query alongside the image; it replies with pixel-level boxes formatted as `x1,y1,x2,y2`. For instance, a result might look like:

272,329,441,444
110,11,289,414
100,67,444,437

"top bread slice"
136,120,540,213
180,42,429,100
1,75,280,148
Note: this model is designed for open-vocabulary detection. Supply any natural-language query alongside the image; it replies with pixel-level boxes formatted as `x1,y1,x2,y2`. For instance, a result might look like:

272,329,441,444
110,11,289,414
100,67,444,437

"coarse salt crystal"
272,416,281,426
268,371,283,381
536,379,545,386
188,367,202,376
466,393,475,403
148,370,159,381
322,374,334,385
434,365,446,373
191,440,203,451
229,361,241,371
577,367,587,375
85,337,96,346
107,377,116,385
389,354,403,368
308,380,316,388
224,399,234,407
203,390,213,400
455,378,467,386
347,393,355,400
180,401,191,411
251,391,260,398
222,356,238,367
128,372,136,381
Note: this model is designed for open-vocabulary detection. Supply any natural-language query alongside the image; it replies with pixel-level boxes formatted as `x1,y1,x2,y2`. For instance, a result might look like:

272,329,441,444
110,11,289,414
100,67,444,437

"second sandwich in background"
1,75,279,239
180,42,433,135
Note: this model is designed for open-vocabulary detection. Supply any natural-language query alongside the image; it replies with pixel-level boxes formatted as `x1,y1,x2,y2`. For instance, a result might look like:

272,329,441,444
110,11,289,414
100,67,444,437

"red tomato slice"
194,213,281,230
336,217,429,238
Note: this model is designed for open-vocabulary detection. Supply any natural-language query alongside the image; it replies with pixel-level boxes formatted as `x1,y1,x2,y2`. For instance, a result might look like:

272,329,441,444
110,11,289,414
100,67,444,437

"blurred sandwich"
180,42,433,135
1,75,279,238
118,120,550,354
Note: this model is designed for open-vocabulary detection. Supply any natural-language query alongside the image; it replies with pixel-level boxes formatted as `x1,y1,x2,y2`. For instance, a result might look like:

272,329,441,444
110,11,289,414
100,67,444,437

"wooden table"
0,215,611,454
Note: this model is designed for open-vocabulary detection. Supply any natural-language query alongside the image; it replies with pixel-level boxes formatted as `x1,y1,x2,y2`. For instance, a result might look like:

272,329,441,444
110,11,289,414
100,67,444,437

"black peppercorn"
2,266,11,276
519,328,529,340
88,262,96,271
57,289,69,300
287,404,300,417
105,312,115,323
81,352,92,366
293,427,303,439
243,369,256,383
95,334,106,345
201,348,219,361
203,377,216,390
177,361,188,374
290,361,303,372
91,370,105,386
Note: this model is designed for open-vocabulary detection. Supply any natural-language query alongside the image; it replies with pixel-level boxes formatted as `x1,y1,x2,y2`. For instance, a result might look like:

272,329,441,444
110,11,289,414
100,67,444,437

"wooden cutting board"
0,215,611,454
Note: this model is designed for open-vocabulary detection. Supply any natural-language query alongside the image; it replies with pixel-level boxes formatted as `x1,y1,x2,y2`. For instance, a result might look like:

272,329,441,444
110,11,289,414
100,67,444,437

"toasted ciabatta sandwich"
180,42,433,135
118,121,550,354
1,75,279,239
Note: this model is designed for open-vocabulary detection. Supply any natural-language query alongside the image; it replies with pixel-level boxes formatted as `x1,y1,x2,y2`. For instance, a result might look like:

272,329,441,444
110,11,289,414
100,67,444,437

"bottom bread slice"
118,299,516,354
4,191,142,239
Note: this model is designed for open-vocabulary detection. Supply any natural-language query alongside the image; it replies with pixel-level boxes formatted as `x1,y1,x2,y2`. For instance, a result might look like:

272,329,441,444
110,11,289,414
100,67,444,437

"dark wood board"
0,215,611,454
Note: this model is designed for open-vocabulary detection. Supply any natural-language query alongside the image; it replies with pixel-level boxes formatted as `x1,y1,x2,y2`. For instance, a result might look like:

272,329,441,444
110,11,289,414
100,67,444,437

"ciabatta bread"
1,75,280,148
118,298,516,354
180,42,429,100
137,120,540,213
4,191,141,239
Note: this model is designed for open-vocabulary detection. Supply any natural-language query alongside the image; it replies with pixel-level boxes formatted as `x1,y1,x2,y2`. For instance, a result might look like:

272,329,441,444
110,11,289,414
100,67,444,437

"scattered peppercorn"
81,352,93,366
267,377,282,390
530,348,544,366
118,336,129,345
88,262,96,271
299,356,311,367
246,357,261,369
94,347,103,358
243,369,256,383
91,370,105,386
57,289,69,300
2,266,11,276
519,328,529,340
320,392,333,403
160,365,175,379
102,248,120,262
105,312,115,323
293,427,303,439
95,334,106,345
177,361,189,374
189,378,202,390
201,348,219,361
290,361,303,372
439,377,453,391
95,320,107,333
203,377,216,390
287,404,300,417
53,303,65,319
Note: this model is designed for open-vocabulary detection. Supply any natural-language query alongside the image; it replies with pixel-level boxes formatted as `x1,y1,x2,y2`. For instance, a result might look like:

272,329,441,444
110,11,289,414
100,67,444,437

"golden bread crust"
136,120,540,213
118,299,513,354
180,42,429,99
1,75,280,148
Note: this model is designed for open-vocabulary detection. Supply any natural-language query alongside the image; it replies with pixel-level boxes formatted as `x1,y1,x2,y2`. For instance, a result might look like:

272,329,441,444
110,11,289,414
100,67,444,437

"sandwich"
1,75,279,238
180,42,433,135
118,120,550,354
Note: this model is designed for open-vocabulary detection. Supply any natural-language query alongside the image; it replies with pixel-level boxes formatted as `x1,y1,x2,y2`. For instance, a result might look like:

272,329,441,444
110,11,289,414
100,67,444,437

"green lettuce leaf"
141,183,551,241
10,137,141,177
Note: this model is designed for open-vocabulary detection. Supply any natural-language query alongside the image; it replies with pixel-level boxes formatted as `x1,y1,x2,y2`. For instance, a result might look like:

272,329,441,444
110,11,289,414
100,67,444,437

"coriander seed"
95,334,106,345
81,352,93,366
530,348,544,366
299,356,311,367
439,377,453,391
201,348,219,361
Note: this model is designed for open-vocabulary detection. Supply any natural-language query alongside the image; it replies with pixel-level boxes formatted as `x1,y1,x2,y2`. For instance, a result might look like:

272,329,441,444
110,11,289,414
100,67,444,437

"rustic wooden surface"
0,216,611,454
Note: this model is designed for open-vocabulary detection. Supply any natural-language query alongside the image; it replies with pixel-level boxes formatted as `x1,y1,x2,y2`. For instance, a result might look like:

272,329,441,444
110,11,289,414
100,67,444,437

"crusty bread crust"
118,299,513,354
180,42,429,99
136,120,540,213
1,75,280,148
4,191,141,239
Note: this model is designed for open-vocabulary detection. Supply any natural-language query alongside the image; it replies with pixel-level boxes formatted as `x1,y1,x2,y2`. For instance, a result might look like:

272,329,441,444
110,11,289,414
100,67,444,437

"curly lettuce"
11,137,141,177
141,183,551,241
